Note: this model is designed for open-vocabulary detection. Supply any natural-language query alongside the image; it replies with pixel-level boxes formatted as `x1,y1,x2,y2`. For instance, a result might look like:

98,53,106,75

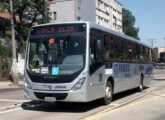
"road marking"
0,99,29,102
109,103,119,106
0,101,44,115
0,107,22,114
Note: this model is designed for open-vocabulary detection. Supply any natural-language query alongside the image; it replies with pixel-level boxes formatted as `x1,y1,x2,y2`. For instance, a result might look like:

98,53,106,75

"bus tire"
101,81,113,105
137,75,144,92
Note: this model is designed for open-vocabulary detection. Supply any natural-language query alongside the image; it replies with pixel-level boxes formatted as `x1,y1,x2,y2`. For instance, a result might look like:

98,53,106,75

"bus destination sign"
30,24,86,35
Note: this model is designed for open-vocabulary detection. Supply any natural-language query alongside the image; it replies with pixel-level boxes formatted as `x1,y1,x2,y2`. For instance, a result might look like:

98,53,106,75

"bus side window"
110,36,115,61
132,44,136,62
104,35,115,61
139,46,143,62
127,42,133,62
143,47,147,62
123,41,128,61
115,38,123,61
90,33,96,65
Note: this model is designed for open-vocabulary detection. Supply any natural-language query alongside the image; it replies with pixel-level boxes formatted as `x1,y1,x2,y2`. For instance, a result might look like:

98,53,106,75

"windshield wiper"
42,42,48,54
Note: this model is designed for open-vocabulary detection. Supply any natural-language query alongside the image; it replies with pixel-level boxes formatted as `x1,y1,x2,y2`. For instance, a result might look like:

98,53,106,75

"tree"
0,0,50,83
0,0,50,50
122,8,140,40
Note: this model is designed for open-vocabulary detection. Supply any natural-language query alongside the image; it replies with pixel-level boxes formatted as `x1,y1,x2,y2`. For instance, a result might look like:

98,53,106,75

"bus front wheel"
101,81,113,105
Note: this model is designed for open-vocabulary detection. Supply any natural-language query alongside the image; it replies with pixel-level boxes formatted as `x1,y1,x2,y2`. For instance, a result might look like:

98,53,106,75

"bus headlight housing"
24,75,31,89
24,81,31,89
72,77,86,91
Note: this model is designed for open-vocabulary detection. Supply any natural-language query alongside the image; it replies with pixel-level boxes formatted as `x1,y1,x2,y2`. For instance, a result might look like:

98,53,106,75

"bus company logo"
114,64,118,74
118,64,130,73
48,85,52,90
139,65,144,71
55,86,67,89
114,64,130,74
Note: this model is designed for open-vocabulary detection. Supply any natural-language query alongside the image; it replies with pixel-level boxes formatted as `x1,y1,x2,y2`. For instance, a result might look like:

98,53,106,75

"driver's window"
90,29,103,74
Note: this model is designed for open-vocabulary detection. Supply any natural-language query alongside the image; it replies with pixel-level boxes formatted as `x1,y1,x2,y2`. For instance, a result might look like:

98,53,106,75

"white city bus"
24,22,153,105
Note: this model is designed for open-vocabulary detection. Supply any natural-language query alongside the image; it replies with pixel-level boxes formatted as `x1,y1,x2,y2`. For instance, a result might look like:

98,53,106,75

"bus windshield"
27,35,86,75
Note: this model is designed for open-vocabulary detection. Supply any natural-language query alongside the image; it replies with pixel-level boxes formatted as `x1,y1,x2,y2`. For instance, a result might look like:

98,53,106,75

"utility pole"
10,0,18,84
148,38,156,48
10,0,16,60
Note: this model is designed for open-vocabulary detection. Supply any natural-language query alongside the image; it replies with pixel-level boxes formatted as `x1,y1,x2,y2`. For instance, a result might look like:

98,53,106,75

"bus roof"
32,21,151,49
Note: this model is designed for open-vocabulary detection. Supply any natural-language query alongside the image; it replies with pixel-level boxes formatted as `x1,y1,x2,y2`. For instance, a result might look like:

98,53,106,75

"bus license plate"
44,97,56,102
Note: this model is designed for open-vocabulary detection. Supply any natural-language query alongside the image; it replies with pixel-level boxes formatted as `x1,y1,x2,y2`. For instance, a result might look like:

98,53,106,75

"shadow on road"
113,87,148,101
21,87,148,113
21,100,103,113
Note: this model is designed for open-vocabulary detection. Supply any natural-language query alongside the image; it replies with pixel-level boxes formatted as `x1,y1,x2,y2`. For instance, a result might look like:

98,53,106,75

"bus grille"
27,71,76,83
34,92,68,100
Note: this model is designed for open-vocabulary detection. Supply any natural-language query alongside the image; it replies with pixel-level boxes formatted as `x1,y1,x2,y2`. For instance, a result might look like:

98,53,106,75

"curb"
0,87,24,92
154,78,165,81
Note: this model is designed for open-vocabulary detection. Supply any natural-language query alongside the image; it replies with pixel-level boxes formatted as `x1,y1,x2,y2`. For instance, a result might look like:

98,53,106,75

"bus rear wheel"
101,81,112,105
137,75,144,92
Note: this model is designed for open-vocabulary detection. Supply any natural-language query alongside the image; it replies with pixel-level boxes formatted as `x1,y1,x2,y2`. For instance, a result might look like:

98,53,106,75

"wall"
77,0,96,22
50,0,76,23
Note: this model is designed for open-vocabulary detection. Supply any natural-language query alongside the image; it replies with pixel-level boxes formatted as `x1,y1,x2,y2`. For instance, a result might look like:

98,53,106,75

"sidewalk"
0,80,25,109
0,80,24,90
153,69,165,80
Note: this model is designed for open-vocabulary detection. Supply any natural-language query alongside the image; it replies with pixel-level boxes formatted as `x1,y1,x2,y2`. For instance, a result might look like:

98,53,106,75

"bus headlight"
72,77,86,91
24,81,30,89
24,76,31,89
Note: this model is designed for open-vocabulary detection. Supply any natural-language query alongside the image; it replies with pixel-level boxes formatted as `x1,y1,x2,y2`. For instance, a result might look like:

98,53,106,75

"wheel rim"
140,77,143,90
105,86,111,99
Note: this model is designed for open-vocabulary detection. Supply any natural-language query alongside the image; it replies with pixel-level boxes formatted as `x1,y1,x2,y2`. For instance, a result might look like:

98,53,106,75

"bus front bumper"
24,86,88,102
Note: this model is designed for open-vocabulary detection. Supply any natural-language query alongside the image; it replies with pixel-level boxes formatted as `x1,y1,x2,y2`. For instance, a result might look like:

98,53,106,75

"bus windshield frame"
26,23,87,76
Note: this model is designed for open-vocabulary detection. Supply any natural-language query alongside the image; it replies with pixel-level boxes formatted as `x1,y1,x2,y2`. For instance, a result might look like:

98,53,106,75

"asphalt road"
0,70,165,120
91,85,165,120
0,88,25,107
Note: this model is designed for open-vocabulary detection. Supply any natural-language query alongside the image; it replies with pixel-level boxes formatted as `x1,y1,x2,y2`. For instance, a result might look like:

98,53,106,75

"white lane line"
0,104,21,110
0,107,22,114
110,103,119,106
0,99,30,102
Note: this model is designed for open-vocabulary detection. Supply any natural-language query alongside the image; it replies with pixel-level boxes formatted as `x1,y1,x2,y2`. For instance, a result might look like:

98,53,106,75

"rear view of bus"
24,22,89,102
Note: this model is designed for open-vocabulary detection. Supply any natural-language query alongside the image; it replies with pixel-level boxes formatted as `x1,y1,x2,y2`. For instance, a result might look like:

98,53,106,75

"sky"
117,0,165,48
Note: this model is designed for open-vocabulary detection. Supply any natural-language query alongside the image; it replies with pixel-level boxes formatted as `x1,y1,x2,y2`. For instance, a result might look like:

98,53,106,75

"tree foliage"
122,8,140,40
0,0,50,50
0,38,12,57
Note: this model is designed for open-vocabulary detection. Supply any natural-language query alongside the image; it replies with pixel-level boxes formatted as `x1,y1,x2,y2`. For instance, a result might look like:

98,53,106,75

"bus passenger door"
87,30,105,101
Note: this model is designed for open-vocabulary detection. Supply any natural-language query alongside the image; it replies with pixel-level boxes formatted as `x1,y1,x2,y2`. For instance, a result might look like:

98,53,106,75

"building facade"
153,47,165,62
48,0,123,32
